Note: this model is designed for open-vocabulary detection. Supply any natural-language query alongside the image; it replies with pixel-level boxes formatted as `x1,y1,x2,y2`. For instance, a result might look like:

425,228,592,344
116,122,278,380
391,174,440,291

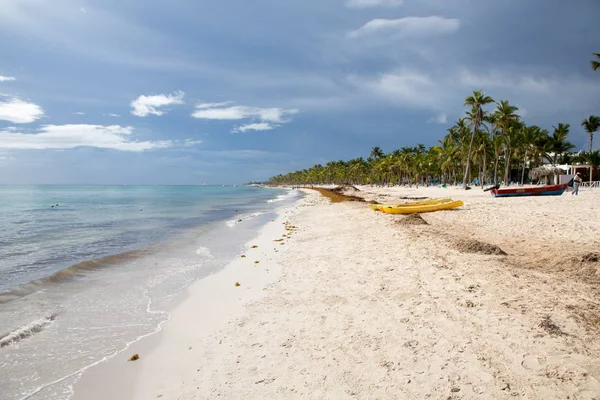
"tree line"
268,95,599,188
268,54,600,187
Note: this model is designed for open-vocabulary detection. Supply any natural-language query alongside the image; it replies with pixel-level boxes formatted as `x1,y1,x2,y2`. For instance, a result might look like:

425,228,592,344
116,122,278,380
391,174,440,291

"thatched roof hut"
530,165,566,181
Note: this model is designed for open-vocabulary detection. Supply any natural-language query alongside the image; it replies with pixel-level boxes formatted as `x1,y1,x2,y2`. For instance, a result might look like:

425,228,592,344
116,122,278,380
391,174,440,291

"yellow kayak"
380,200,464,214
368,198,452,211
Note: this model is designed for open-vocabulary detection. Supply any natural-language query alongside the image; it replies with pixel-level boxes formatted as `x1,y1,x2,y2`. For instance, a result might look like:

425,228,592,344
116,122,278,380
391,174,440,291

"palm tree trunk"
462,125,478,187
493,158,499,185
520,152,527,185
591,134,594,153
553,155,558,185
504,149,511,186
482,151,487,188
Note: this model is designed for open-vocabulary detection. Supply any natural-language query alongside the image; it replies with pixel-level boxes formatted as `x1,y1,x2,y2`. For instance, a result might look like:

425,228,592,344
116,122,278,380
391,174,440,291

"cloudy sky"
1,0,599,184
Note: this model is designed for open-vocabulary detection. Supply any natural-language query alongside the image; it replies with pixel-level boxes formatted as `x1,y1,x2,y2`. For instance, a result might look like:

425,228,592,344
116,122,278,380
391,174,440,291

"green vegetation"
582,115,600,152
592,53,600,71
268,91,598,187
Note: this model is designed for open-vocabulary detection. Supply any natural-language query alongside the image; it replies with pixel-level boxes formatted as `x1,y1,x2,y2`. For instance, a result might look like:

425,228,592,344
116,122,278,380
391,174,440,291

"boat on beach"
490,184,568,197
379,200,464,214
368,198,452,211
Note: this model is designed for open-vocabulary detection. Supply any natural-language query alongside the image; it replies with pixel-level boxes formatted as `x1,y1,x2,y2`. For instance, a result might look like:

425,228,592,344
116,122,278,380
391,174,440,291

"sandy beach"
73,186,600,399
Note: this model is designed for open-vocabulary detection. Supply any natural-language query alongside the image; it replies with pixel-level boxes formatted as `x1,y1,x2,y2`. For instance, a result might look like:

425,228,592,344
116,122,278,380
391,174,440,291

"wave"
17,292,171,400
0,314,57,348
0,249,150,305
267,189,299,203
226,211,270,228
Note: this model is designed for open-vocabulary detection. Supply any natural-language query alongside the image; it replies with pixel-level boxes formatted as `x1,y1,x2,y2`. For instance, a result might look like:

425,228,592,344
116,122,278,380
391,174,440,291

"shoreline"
77,186,600,399
1,186,296,400
70,192,315,399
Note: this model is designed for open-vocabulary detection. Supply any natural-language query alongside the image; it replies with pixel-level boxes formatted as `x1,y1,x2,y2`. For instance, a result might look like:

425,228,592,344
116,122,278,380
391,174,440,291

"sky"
1,0,599,184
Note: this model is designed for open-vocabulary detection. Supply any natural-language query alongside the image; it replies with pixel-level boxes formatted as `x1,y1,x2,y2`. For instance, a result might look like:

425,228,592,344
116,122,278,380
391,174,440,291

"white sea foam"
267,189,298,203
226,211,269,228
0,314,56,348
195,246,213,258
18,293,171,400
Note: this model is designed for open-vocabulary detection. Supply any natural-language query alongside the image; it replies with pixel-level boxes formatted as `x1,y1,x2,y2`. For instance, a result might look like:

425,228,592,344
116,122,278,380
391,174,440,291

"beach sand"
74,187,600,399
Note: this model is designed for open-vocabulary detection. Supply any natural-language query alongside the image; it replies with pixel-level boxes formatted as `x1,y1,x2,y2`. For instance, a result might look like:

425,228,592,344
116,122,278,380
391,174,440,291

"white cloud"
191,102,298,132
0,98,45,123
0,124,172,151
346,0,403,8
428,113,448,124
104,113,120,117
257,108,298,123
349,69,442,108
233,122,277,133
73,111,85,115
194,101,233,109
0,76,16,82
192,103,297,122
192,105,254,120
131,91,184,117
458,70,552,93
350,67,600,117
184,138,202,146
348,16,460,39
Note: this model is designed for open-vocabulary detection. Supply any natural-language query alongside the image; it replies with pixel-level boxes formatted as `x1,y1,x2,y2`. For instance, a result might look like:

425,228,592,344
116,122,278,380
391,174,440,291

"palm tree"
462,90,494,187
502,122,524,185
592,53,600,71
267,92,593,188
574,150,600,185
581,115,600,152
519,125,544,185
493,100,520,185
492,134,504,185
547,123,574,183
531,130,550,169
370,146,384,159
576,150,600,167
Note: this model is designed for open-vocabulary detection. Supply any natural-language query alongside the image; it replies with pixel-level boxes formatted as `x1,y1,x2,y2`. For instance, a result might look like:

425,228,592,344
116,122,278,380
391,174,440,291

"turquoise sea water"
0,185,299,400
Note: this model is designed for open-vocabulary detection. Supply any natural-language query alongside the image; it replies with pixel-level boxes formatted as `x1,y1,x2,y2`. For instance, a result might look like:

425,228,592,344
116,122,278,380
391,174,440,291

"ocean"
0,185,299,400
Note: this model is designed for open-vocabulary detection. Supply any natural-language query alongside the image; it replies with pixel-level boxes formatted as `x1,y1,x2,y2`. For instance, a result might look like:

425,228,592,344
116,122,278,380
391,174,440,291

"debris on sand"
573,253,600,284
396,214,429,226
455,239,507,255
304,188,365,203
330,185,360,192
128,354,140,361
235,282,241,287
580,253,599,263
538,315,565,336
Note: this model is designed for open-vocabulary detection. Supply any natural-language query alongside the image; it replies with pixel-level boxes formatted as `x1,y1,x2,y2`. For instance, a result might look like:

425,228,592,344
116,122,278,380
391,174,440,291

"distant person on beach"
572,172,582,195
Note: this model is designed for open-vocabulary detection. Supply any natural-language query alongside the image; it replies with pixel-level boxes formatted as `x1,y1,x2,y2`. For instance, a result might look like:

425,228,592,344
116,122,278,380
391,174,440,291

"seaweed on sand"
397,214,429,226
304,188,365,203
454,239,507,255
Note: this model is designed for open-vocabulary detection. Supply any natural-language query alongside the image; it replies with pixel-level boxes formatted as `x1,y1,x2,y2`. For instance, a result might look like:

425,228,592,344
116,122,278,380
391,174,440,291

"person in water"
572,172,583,195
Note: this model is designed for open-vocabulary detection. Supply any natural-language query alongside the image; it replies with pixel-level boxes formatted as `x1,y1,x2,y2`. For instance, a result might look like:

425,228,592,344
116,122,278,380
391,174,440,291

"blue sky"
1,0,599,184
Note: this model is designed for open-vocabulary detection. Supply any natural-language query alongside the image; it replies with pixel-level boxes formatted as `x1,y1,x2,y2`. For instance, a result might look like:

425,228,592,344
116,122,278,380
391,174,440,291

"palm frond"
592,53,600,71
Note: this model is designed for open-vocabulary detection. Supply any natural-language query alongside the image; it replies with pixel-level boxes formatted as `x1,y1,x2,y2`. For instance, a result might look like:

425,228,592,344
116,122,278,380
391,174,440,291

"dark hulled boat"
490,184,568,197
